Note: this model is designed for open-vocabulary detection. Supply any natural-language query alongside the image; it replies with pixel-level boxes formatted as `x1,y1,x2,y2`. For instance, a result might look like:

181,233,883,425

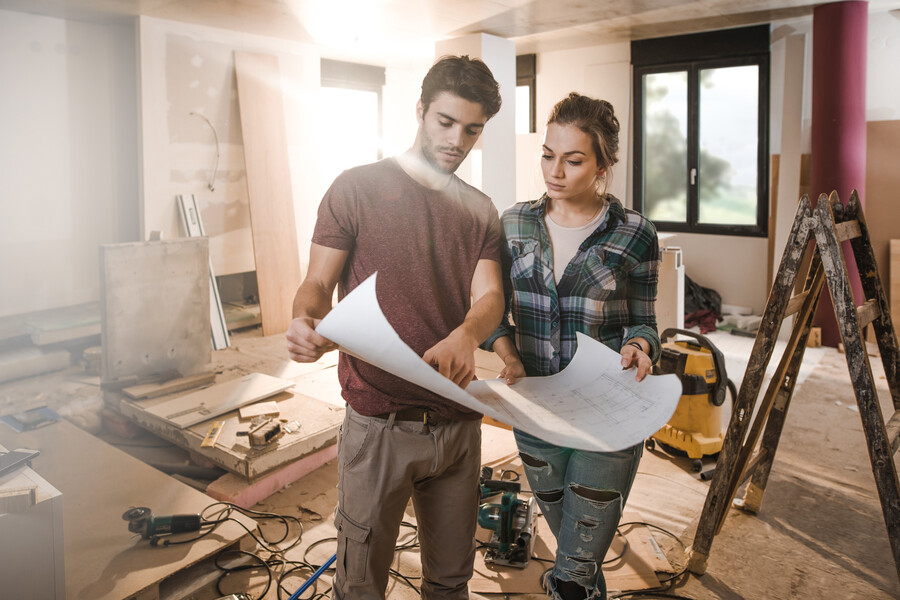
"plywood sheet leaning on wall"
865,120,900,322
892,240,900,327
234,51,302,336
100,238,211,384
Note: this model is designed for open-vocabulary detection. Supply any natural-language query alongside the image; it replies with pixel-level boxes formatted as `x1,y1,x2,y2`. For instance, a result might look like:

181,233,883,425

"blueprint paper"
316,272,681,451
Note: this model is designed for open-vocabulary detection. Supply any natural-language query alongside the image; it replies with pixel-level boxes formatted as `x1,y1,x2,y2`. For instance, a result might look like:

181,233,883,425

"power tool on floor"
477,467,536,568
647,328,737,473
122,506,202,545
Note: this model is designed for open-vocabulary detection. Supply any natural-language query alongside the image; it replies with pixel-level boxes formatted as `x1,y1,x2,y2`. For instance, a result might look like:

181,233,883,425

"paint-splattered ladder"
685,190,900,583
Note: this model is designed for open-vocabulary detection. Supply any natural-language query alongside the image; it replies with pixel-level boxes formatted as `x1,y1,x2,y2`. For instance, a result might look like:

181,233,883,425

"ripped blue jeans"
514,429,642,599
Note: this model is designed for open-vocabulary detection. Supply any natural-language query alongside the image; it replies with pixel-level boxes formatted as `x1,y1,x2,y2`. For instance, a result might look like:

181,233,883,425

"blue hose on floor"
287,553,337,600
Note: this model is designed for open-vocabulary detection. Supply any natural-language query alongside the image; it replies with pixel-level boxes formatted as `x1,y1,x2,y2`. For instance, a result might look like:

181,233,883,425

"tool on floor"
647,328,737,473
122,506,202,544
287,553,336,600
477,468,535,568
685,190,900,584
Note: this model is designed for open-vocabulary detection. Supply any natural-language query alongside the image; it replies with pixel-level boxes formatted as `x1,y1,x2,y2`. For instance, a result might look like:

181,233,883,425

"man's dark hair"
420,55,502,119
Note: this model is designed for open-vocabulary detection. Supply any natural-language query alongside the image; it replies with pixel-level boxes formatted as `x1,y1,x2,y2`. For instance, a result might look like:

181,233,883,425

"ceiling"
3,0,900,62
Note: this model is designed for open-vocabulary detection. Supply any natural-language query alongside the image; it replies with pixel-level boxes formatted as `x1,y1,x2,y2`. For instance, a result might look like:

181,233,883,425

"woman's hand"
620,339,652,382
499,357,526,385
492,335,527,385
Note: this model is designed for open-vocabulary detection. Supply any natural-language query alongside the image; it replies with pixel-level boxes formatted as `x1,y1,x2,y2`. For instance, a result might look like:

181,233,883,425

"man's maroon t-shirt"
311,158,503,420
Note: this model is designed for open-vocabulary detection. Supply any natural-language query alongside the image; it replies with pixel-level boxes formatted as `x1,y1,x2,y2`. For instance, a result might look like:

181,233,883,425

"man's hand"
286,316,338,363
620,342,652,382
422,329,477,389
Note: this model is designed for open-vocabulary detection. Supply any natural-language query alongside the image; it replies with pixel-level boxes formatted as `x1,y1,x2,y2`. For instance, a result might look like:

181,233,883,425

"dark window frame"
632,26,770,237
517,54,536,134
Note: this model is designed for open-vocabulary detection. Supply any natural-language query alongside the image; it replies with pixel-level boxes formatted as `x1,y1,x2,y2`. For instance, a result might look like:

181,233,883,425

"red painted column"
810,1,868,347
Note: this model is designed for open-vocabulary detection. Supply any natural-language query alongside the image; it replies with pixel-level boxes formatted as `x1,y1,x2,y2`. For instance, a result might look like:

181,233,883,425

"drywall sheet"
100,238,211,382
234,51,302,336
144,372,294,428
316,273,681,452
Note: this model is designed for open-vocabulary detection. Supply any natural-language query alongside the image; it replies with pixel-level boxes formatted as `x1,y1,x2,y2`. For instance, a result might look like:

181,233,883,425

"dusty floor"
3,329,899,599
190,335,900,600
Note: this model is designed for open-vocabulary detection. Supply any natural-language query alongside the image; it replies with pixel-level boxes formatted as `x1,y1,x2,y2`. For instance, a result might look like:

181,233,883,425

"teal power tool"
122,506,202,545
477,470,536,569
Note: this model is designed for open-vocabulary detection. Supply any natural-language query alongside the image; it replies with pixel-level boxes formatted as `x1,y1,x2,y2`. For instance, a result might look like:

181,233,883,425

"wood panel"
234,52,302,336
0,420,256,600
892,240,900,327
865,120,900,318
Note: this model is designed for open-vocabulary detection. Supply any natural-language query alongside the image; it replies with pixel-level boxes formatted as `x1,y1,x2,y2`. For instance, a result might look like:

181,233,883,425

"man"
285,55,504,600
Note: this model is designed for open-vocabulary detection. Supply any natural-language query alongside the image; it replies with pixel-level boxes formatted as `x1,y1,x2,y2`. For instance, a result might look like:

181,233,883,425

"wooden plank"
864,121,900,326
234,52,302,336
0,485,37,513
857,299,881,330
177,194,230,350
0,420,257,600
122,372,217,400
833,219,861,243
892,239,900,331
100,239,211,383
143,372,295,429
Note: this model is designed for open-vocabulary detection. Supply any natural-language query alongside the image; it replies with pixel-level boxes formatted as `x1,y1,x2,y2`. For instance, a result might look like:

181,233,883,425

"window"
516,54,536,134
632,26,770,236
318,59,386,191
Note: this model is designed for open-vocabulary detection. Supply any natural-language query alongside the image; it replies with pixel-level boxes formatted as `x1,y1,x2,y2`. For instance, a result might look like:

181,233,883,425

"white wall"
138,17,321,278
527,43,632,205
0,10,138,318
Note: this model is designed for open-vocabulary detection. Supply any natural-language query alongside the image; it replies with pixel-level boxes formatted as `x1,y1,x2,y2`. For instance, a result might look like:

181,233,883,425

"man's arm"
422,258,505,388
285,243,349,363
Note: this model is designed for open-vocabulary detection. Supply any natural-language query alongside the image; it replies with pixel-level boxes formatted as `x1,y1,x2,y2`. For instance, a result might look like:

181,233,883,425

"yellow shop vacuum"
646,328,736,473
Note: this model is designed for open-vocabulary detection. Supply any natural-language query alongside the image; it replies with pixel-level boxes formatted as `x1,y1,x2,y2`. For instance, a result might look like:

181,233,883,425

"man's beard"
420,131,465,174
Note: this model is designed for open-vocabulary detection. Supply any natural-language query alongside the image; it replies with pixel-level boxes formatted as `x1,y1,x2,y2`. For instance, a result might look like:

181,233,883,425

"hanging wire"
190,111,220,192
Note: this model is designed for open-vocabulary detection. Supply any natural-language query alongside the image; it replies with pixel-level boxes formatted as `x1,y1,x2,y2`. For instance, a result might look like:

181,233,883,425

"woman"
487,92,660,600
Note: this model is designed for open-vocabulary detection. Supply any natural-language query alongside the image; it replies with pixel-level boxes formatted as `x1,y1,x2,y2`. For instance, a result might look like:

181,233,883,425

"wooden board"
234,52,302,337
892,240,900,328
0,420,256,600
143,372,294,428
865,120,900,314
100,239,211,383
122,371,217,400
112,387,343,479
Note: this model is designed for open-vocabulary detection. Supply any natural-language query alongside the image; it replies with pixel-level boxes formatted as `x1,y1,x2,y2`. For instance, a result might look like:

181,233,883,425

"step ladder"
686,190,900,581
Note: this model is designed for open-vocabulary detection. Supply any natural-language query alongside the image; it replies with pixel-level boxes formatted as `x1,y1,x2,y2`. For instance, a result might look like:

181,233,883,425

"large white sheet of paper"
316,273,681,452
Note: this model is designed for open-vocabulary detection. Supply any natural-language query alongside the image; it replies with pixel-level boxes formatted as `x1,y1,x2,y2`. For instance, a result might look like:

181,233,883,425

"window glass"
698,65,759,225
316,87,380,193
643,71,688,223
516,85,531,135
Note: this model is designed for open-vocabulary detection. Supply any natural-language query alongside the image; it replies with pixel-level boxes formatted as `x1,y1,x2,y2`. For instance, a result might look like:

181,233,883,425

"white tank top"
545,202,609,284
